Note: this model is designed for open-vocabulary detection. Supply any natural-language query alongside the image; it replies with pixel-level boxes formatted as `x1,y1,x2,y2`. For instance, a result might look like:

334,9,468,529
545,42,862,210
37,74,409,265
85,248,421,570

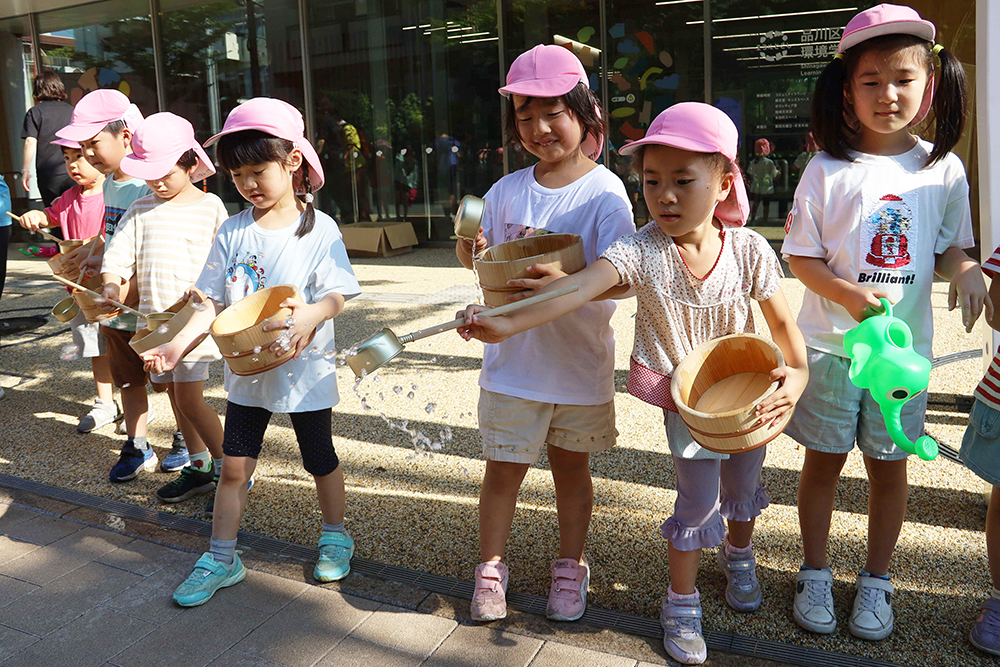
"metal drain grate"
0,473,907,667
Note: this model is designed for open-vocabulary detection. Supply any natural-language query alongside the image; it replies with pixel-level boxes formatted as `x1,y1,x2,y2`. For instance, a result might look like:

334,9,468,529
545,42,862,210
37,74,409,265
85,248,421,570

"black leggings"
0,226,10,302
222,401,339,476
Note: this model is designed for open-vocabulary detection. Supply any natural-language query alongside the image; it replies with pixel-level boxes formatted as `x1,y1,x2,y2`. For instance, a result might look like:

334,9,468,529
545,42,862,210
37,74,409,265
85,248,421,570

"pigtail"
810,57,854,162
926,45,968,167
295,167,316,238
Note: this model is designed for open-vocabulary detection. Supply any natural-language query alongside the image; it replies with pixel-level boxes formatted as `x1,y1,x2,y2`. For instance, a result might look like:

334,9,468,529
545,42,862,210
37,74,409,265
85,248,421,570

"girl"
747,138,778,222
454,44,635,624
141,98,361,606
458,102,808,665
781,4,988,641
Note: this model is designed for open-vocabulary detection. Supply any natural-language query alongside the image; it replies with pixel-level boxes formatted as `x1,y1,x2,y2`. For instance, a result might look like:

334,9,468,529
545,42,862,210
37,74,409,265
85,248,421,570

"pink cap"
55,89,144,142
838,4,935,53
500,45,603,160
120,112,215,182
50,137,81,149
619,102,749,226
203,98,324,190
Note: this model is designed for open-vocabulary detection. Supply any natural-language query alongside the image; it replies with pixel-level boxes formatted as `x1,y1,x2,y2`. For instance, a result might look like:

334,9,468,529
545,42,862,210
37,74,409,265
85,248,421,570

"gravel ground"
0,247,993,666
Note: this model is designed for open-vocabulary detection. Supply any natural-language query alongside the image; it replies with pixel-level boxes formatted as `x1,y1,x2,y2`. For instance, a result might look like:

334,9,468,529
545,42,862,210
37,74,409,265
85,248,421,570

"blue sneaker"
109,442,158,483
160,432,189,472
173,552,245,607
314,531,354,582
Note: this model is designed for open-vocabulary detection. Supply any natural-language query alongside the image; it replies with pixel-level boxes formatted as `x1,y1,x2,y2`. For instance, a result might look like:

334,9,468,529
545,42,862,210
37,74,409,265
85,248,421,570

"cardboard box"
341,221,418,257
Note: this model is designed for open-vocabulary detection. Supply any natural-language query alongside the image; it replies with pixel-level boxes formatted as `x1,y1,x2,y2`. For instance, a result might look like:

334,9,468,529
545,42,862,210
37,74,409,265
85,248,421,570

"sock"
322,521,347,535
189,450,211,472
209,538,237,565
860,569,890,581
724,536,752,555
213,458,224,478
800,565,829,572
991,588,1000,600
667,586,700,602
131,436,148,451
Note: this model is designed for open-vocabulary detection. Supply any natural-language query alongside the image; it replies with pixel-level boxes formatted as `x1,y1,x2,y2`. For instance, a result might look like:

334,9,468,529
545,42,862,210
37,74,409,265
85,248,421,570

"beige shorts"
478,388,617,464
150,360,212,385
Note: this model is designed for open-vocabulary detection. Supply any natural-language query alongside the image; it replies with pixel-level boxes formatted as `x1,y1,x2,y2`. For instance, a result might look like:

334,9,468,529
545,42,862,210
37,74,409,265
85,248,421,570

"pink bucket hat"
620,102,749,226
55,89,144,143
204,98,324,190
837,4,935,53
500,44,603,160
120,112,215,182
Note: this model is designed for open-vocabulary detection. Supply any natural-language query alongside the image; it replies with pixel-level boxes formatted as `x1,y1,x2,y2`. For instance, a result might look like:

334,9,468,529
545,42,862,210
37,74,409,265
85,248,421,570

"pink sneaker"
470,561,509,622
546,558,589,621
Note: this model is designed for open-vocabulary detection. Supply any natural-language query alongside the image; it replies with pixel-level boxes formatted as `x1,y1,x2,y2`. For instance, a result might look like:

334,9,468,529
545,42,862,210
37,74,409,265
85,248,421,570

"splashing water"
406,391,415,400
393,385,403,394
411,383,418,390
352,374,453,459
253,346,262,354
285,316,296,329
425,403,436,414
192,302,208,312
157,325,169,335
59,343,80,361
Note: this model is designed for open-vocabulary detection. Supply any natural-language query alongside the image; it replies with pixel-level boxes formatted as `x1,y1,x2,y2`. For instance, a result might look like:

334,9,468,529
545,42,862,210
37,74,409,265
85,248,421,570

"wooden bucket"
47,237,95,278
669,334,793,454
210,284,303,376
473,233,586,307
129,289,210,356
72,274,107,322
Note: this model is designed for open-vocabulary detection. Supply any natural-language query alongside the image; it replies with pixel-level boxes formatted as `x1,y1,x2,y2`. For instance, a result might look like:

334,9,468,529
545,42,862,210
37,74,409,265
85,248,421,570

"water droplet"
411,383,418,390
253,346,262,354
252,379,259,383
425,403,436,414
378,392,384,400
393,386,403,394
285,316,296,328
406,391,415,400
287,371,294,377
122,383,131,388
157,325,168,335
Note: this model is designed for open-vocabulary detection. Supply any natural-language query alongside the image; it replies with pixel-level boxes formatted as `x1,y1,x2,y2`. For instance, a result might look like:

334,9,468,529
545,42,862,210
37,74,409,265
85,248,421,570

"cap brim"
55,122,109,143
120,143,217,182
838,20,935,52
50,138,80,149
499,74,581,99
202,129,227,148
619,133,723,156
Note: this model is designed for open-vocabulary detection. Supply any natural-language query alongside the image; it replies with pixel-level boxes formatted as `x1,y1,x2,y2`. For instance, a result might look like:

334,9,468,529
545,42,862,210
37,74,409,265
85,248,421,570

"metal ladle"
347,284,579,377
453,195,485,240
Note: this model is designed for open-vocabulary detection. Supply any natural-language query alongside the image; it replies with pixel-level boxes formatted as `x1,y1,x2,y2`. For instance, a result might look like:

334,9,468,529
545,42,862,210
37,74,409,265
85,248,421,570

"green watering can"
843,298,938,461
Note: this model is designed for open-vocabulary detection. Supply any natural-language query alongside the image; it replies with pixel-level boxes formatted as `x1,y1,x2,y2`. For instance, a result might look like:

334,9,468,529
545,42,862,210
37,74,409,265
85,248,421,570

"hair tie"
303,192,314,204
833,52,844,61
932,43,944,67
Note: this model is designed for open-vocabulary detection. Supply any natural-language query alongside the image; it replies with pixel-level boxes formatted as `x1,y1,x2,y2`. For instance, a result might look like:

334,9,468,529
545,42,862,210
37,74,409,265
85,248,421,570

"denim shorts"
784,349,927,461
960,399,1000,487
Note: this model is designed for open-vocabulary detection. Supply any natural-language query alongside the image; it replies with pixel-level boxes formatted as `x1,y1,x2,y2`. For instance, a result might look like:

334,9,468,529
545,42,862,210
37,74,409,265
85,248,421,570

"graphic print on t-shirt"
503,223,553,243
225,252,267,302
859,192,918,287
104,206,128,239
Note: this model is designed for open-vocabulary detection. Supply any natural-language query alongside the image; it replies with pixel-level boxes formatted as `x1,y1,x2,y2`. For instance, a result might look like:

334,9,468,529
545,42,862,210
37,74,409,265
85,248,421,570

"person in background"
21,71,75,205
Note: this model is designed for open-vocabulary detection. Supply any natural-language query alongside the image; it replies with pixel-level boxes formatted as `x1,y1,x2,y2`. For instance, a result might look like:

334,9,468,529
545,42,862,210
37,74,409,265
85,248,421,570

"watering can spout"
882,403,939,461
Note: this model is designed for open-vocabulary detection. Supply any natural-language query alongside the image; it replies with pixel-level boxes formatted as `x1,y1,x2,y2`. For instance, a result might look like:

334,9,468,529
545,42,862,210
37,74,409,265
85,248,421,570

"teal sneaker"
173,552,245,607
314,532,355,582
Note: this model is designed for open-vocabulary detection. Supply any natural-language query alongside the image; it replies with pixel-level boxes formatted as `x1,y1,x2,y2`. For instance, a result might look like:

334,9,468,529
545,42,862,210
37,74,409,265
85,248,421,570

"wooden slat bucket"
210,285,303,376
473,233,586,307
72,274,107,322
669,333,793,454
129,289,211,356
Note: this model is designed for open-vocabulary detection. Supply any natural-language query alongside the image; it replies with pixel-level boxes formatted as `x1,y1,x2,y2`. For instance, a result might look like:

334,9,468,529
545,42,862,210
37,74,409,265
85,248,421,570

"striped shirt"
976,247,1000,408
102,192,228,362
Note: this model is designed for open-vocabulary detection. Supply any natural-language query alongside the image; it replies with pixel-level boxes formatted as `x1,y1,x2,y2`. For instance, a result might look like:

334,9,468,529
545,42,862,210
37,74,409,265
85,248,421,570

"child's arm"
458,258,622,343
756,287,809,425
263,292,347,359
141,293,225,374
456,232,487,269
787,255,890,322
935,246,992,333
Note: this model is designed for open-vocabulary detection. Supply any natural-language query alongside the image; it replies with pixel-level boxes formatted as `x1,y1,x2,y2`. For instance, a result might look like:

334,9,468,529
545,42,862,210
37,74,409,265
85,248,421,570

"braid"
295,168,316,238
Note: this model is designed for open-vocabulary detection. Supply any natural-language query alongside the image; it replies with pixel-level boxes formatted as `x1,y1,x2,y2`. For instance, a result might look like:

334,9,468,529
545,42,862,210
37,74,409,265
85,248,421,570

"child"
963,251,1000,657
101,112,227,504
781,4,988,641
459,102,807,665
55,88,169,483
454,44,635,625
140,98,361,606
747,138,778,222
18,138,120,433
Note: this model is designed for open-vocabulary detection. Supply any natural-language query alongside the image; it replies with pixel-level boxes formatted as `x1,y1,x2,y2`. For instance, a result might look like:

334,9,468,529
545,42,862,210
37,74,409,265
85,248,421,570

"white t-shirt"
196,209,361,413
602,223,783,459
781,140,974,359
103,192,228,362
479,164,634,405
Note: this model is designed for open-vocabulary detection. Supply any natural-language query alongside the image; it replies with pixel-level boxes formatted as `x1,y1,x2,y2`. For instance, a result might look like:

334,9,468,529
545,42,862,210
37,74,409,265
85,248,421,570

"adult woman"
21,71,74,205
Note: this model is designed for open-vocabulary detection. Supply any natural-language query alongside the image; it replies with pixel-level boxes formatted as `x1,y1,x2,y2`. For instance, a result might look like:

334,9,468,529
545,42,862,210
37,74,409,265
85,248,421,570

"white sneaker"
849,574,894,640
792,568,837,634
78,398,122,433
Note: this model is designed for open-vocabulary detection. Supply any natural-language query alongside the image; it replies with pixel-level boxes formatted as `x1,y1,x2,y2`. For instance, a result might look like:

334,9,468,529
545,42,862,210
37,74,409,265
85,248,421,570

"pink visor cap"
120,112,215,182
55,89,144,143
838,4,935,53
620,102,749,226
204,98,324,190
500,44,603,160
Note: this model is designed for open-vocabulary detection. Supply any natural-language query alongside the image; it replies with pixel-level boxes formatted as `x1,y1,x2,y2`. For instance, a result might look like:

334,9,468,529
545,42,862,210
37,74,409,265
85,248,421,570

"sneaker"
109,442,158,483
77,398,122,433
546,558,589,621
313,532,355,582
660,597,707,665
204,475,253,518
793,568,837,634
116,407,155,435
172,552,245,607
160,432,190,472
849,574,894,640
470,561,509,622
717,544,761,612
155,466,216,503
971,598,1000,656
